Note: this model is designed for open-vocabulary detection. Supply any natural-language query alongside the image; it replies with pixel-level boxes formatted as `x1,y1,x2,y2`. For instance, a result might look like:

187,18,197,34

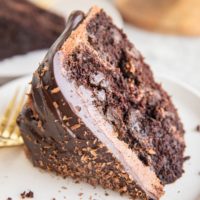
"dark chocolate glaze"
31,10,85,141
45,11,85,64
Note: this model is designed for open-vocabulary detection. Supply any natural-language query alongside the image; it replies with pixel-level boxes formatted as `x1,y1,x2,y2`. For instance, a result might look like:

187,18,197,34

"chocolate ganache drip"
25,11,85,142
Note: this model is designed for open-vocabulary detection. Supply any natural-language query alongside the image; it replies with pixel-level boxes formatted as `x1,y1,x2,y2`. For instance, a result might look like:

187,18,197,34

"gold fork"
0,88,27,147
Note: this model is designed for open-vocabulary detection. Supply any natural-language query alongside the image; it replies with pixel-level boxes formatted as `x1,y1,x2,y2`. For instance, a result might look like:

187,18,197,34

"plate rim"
157,74,200,99
0,74,200,199
0,50,47,77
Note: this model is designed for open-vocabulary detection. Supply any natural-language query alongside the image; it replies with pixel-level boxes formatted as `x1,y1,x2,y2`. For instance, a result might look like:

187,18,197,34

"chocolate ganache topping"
30,11,86,142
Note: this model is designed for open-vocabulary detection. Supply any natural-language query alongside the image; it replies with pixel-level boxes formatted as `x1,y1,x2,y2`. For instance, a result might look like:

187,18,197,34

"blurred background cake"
115,0,200,36
0,0,65,60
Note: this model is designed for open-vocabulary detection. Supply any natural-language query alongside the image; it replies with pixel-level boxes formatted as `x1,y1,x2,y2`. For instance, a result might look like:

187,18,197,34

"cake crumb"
53,101,59,109
51,87,60,94
78,192,83,196
71,123,81,130
75,180,80,184
105,191,109,196
198,172,200,176
7,198,12,200
196,125,200,132
75,106,81,112
61,186,67,190
184,156,190,161
20,190,34,198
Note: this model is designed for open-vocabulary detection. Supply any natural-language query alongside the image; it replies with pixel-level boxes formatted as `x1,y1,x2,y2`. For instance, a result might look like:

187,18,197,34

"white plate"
0,50,47,77
0,75,200,200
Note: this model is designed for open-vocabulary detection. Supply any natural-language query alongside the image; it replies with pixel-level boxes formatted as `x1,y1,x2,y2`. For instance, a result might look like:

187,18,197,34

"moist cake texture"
0,0,65,60
17,7,185,200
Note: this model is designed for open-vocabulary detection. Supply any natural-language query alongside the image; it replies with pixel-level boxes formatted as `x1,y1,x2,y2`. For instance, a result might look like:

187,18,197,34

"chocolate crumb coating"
0,0,65,60
17,6,185,200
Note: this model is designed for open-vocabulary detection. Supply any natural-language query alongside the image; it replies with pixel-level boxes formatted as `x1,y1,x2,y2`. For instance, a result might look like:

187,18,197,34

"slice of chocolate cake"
17,7,185,200
0,0,65,60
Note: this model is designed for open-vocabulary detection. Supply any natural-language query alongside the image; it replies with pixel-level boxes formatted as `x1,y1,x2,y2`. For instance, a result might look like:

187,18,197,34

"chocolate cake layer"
17,6,185,200
0,0,65,60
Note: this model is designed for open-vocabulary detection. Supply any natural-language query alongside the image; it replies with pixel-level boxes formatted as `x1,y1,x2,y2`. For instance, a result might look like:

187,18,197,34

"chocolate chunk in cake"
0,0,65,60
17,6,185,200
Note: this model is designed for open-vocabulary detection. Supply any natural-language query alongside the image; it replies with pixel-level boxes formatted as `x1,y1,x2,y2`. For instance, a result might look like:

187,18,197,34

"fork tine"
0,136,24,147
13,126,21,137
0,88,19,135
7,88,27,139
10,127,24,145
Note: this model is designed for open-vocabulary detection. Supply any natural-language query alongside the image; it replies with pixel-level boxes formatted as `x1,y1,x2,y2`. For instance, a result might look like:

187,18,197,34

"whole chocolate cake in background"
0,0,65,60
17,6,185,200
